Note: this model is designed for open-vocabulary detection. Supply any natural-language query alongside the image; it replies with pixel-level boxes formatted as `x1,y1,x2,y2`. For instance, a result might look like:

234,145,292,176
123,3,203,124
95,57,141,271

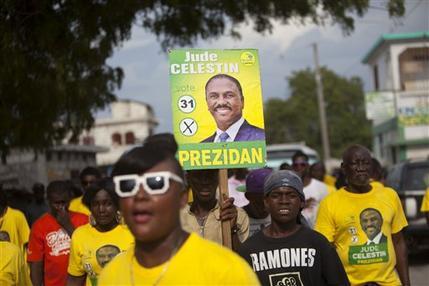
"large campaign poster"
169,49,266,170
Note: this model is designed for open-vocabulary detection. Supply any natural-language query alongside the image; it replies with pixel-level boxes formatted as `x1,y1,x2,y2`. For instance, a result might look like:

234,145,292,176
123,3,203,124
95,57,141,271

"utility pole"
312,43,331,161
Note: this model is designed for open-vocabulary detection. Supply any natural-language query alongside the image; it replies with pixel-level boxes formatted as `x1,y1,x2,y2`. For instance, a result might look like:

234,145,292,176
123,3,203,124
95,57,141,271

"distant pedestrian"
241,168,272,237
27,183,49,226
292,151,328,227
421,184,429,226
369,157,385,188
310,161,336,187
69,167,102,216
310,162,336,194
279,162,292,170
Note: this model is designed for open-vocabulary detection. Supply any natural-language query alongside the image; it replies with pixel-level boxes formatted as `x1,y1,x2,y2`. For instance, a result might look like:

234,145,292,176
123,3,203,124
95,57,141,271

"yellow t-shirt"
98,233,260,285
0,241,31,286
0,207,30,250
315,185,408,286
420,187,429,212
68,224,134,286
370,180,384,189
69,196,91,216
324,174,336,187
326,184,336,194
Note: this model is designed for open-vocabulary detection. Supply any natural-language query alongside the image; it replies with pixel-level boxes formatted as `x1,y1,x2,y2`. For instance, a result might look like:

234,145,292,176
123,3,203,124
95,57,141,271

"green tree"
265,67,372,158
0,0,403,161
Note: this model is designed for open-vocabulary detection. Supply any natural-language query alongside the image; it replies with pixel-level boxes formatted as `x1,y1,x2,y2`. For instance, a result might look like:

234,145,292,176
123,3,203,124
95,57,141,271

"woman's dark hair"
143,133,178,156
111,133,184,182
82,178,119,209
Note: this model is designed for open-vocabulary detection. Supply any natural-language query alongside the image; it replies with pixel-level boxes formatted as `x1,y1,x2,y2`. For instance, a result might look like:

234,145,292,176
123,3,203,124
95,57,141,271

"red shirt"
27,211,88,286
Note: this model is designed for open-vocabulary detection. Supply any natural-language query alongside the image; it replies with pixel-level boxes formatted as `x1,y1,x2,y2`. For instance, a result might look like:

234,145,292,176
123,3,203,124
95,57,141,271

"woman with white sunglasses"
66,179,133,286
98,136,259,285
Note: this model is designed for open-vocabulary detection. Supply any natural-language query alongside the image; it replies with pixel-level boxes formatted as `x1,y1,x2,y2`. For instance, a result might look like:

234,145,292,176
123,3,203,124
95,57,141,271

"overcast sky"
107,0,428,132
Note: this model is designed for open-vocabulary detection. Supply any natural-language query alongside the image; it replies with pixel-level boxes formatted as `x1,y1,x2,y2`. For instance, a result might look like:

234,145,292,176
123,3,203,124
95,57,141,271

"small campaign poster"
169,49,266,170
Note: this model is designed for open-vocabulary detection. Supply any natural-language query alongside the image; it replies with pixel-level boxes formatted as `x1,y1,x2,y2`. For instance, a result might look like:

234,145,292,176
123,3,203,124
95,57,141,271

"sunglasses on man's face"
113,171,184,198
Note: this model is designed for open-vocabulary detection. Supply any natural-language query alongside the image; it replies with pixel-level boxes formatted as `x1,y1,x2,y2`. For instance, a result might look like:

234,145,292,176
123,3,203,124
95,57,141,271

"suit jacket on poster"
202,120,265,143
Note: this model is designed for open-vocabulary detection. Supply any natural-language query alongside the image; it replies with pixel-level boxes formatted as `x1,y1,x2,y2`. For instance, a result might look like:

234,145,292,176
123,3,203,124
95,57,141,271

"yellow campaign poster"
169,49,266,170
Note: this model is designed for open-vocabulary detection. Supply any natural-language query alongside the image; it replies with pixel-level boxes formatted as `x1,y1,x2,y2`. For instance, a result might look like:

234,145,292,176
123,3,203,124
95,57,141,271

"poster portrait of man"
96,244,120,267
360,208,387,245
0,230,10,242
202,74,265,143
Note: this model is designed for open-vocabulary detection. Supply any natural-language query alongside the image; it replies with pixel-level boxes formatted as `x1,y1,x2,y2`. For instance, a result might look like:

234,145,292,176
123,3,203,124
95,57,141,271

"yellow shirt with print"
69,196,91,216
68,224,134,286
315,185,408,286
97,233,260,285
0,207,30,250
0,241,31,286
420,187,429,212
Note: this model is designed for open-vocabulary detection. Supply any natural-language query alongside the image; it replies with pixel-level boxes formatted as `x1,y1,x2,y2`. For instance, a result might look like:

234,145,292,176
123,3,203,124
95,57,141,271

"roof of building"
362,31,429,63
116,98,154,113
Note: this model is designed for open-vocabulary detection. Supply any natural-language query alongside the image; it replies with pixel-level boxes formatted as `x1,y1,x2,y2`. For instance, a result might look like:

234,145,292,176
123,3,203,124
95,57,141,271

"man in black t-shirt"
238,170,349,286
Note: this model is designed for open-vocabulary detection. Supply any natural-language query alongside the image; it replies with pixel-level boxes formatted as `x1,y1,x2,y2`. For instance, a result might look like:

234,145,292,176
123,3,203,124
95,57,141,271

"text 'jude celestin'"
170,51,239,75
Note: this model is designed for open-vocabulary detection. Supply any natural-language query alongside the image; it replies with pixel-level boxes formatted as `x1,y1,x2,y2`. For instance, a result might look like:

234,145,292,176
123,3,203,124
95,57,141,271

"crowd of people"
2,132,426,285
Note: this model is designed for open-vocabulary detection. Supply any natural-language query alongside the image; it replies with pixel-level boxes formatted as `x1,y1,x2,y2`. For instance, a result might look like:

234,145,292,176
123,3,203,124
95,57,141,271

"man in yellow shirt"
0,189,30,251
310,161,336,186
99,135,259,285
69,166,101,215
0,240,31,286
369,157,386,190
315,145,410,286
310,161,337,194
421,186,429,225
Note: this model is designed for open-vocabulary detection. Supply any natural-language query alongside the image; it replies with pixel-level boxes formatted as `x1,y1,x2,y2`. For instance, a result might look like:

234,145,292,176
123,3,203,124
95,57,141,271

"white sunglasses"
113,171,184,198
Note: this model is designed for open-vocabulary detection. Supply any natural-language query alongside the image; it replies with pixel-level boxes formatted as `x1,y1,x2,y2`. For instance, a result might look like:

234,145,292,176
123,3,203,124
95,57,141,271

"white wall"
80,100,158,166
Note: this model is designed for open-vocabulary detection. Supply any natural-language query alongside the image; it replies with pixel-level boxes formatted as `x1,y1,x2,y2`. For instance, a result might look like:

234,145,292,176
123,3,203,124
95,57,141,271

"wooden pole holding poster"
218,169,232,248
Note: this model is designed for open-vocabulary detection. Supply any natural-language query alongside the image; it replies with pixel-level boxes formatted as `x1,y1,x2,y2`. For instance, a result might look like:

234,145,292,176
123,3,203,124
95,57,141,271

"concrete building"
0,99,157,190
78,99,158,171
0,145,104,190
363,32,429,165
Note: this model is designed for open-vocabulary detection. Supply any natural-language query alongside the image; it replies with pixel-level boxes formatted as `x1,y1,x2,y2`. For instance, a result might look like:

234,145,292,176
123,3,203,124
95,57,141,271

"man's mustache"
214,104,232,111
